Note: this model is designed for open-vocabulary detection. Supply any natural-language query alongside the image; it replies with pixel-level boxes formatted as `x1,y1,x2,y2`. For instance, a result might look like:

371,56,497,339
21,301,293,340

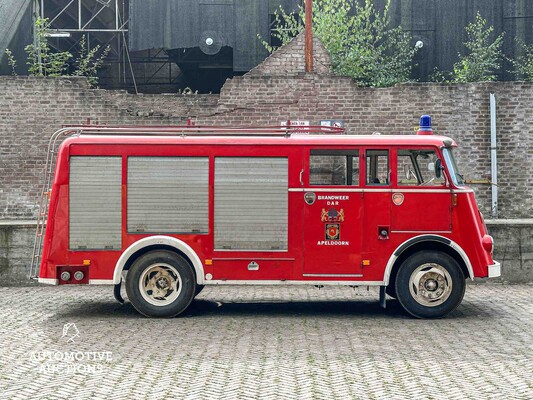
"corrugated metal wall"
0,0,32,75
129,0,301,72
128,0,533,81
385,0,532,80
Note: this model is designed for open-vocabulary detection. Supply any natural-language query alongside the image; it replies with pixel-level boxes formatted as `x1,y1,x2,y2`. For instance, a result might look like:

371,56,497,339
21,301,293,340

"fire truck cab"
35,117,500,318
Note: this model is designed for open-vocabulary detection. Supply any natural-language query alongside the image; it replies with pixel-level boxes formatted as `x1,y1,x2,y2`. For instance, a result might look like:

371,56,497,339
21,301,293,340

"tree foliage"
6,17,109,87
260,0,416,87
5,49,17,76
511,40,533,81
433,13,504,83
24,18,72,77
72,34,111,87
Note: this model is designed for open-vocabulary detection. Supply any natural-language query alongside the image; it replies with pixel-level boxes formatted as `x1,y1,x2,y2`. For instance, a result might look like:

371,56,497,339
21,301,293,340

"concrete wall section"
487,220,533,284
0,221,36,285
1,220,531,285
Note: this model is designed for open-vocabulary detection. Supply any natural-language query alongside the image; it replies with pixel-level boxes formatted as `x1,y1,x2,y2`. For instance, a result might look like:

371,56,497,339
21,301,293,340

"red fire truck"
32,116,500,318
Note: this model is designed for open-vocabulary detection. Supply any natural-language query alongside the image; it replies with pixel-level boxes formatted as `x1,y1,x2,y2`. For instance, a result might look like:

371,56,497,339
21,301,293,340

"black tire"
395,251,465,319
194,284,205,297
125,250,196,318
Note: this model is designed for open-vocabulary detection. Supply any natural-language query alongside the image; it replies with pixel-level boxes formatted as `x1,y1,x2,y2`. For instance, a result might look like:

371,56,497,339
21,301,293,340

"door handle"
299,169,304,186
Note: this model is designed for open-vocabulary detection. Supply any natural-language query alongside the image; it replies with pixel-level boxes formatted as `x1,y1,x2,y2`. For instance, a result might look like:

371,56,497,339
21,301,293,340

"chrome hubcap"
139,263,182,306
409,263,452,307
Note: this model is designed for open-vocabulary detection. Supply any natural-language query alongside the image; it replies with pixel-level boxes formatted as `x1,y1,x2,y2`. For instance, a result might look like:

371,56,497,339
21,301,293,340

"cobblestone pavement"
0,284,531,400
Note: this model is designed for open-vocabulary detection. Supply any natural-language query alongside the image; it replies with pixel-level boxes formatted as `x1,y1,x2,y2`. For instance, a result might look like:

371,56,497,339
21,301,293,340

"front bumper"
488,261,501,278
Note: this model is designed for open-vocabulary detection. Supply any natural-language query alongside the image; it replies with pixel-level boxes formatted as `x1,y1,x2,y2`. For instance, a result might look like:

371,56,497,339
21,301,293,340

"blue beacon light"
417,114,433,135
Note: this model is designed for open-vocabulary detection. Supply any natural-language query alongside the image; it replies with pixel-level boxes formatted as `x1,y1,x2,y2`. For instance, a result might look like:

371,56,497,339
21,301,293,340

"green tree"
450,12,504,82
512,40,533,81
6,18,110,87
72,34,111,87
260,0,416,87
5,49,17,76
24,17,72,76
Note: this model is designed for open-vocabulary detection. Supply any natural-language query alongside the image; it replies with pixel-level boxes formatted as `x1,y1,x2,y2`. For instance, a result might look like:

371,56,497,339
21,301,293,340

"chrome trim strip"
214,249,288,253
289,188,364,192
204,280,384,286
212,258,295,261
289,188,472,194
303,274,363,278
391,230,452,234
393,189,451,193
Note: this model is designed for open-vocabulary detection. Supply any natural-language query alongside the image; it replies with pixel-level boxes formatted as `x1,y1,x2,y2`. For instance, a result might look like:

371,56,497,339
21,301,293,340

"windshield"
442,148,464,186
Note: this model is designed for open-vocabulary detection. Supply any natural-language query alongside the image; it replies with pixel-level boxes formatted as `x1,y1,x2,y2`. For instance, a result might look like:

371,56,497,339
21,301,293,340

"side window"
366,150,389,185
397,149,445,186
310,150,359,186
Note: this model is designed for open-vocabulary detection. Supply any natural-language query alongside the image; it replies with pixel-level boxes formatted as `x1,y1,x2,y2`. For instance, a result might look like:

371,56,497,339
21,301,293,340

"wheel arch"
384,235,473,287
113,236,205,285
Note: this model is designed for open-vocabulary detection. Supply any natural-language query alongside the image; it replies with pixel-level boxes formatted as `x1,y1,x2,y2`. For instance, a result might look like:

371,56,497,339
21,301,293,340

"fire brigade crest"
321,208,345,222
325,224,340,240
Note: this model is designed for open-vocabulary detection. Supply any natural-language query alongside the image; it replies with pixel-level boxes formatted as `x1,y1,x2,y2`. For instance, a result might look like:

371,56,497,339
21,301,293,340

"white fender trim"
113,236,205,285
383,235,474,285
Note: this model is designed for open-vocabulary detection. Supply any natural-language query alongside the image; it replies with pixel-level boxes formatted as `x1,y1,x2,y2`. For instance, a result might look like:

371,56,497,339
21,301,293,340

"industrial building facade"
1,0,532,93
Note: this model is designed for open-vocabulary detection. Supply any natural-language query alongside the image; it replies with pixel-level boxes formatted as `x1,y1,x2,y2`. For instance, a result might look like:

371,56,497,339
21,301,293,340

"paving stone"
0,284,531,399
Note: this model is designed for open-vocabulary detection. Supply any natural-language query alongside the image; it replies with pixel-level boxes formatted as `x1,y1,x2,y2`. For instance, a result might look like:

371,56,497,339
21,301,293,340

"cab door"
301,149,363,278
361,148,392,277
391,148,452,231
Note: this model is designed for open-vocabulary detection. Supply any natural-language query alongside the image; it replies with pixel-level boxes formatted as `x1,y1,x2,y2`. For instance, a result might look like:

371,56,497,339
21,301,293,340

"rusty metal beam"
305,0,313,73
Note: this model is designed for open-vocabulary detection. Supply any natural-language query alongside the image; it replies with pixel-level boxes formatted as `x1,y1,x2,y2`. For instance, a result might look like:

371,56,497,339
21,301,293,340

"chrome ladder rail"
29,128,80,280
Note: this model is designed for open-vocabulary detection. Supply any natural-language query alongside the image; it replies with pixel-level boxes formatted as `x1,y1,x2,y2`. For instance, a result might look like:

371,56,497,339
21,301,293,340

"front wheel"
395,251,465,318
125,250,196,318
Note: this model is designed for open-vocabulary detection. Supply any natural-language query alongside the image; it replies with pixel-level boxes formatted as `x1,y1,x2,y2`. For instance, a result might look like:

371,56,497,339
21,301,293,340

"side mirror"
434,159,443,178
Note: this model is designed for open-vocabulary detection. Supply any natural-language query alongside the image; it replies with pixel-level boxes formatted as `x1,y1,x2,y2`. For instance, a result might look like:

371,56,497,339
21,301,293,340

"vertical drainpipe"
490,93,498,218
305,0,313,73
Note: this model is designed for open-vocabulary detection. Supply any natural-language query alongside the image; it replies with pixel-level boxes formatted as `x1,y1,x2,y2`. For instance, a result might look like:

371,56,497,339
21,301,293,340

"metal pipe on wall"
490,93,498,218
305,0,313,73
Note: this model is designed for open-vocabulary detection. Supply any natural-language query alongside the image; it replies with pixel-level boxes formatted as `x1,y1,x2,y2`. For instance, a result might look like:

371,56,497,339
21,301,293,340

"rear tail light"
482,235,494,254
74,271,85,281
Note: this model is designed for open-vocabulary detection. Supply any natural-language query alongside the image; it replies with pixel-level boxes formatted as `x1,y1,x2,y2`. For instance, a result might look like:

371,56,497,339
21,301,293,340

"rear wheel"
126,250,195,318
395,251,465,318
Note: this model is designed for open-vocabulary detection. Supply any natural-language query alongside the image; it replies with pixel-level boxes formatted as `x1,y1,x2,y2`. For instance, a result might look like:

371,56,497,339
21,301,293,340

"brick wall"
247,31,332,76
1,47,533,219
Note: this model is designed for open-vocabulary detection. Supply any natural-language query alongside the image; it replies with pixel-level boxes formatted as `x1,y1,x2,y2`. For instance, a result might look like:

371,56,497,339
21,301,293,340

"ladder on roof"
61,124,346,137
28,123,345,279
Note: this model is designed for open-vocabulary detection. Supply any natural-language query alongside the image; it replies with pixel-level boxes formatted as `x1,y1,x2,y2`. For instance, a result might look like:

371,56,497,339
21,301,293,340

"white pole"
490,93,498,218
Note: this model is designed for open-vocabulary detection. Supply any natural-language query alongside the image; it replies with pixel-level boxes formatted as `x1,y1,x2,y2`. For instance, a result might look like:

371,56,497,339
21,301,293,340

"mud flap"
113,282,125,304
379,286,387,309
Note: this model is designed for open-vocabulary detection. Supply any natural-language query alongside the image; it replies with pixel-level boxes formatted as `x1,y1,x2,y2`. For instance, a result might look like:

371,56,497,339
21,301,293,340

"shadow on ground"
50,296,493,320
